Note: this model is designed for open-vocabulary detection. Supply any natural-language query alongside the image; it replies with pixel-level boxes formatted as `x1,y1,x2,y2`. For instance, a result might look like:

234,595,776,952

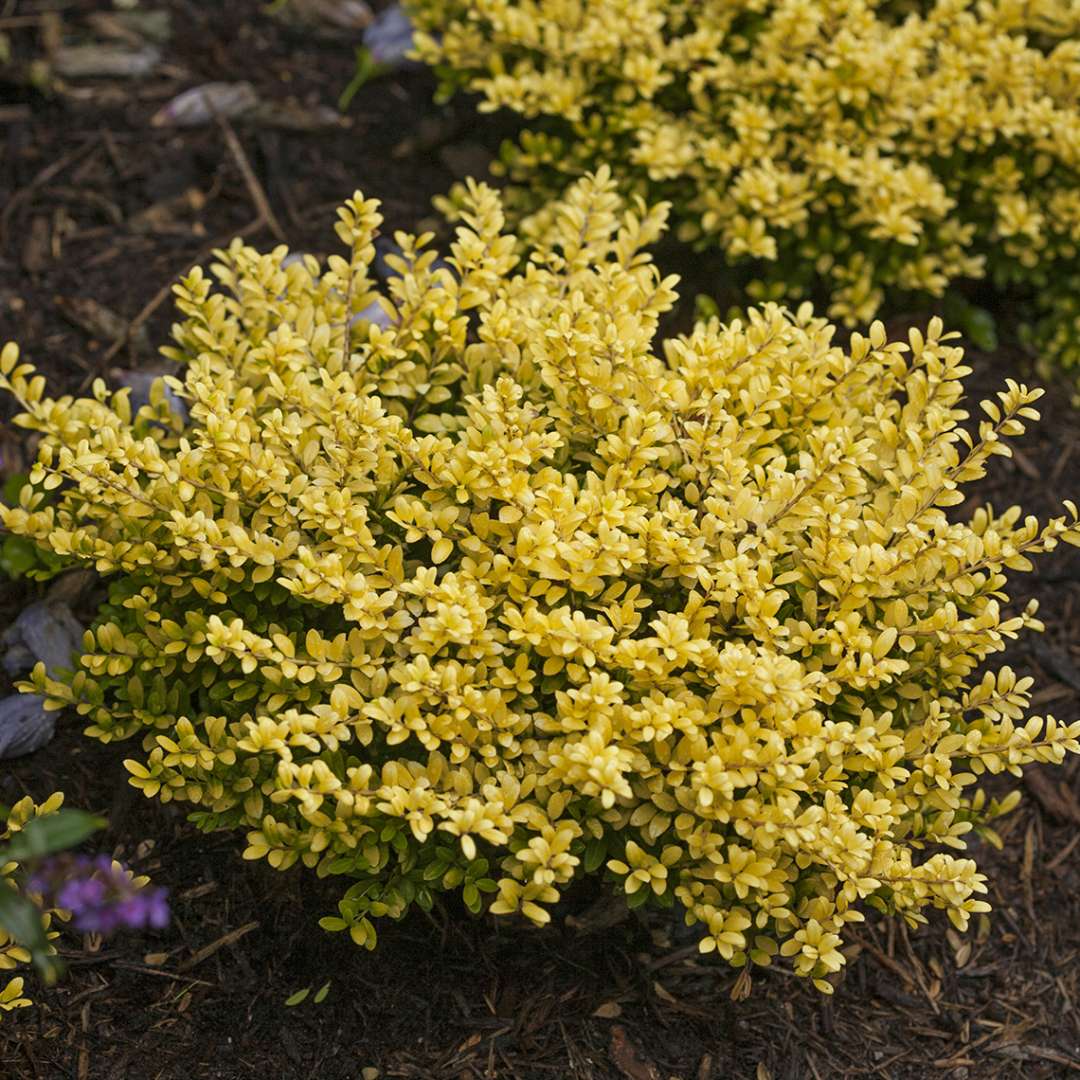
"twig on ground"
217,114,286,243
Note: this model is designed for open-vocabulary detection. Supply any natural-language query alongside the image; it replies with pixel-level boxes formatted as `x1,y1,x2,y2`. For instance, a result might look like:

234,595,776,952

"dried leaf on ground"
610,1025,661,1080
245,100,347,132
87,10,173,46
54,44,161,79
21,217,51,274
56,297,146,350
1024,767,1080,824
150,82,258,128
273,0,373,32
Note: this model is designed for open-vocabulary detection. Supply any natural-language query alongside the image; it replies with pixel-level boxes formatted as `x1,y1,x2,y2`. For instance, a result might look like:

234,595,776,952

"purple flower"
363,4,418,68
27,853,169,934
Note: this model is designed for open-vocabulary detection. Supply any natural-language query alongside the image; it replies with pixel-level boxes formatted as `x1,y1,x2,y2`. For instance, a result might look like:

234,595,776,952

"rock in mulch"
0,694,57,761
1,599,84,679
373,237,452,284
281,252,397,329
114,368,189,426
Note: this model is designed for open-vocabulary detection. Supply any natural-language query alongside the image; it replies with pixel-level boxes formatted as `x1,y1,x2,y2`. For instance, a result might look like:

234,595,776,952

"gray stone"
0,694,56,760
1,599,83,679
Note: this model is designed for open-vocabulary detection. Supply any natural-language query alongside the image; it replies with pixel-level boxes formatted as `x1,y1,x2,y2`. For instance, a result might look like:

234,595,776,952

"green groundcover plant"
407,0,1080,375
3,172,1079,991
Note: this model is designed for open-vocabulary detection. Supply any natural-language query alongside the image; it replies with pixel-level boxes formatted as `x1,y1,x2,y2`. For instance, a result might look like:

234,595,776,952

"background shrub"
408,0,1080,373
3,172,1080,991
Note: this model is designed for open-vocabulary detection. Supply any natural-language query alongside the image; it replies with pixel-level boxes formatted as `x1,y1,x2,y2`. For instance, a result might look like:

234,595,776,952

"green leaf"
2,472,28,505
584,838,607,874
441,867,464,888
462,882,480,913
318,916,347,932
943,292,999,353
0,885,48,955
325,857,358,875
313,980,331,1004
284,987,309,1006
0,884,61,979
0,536,38,578
2,810,105,863
694,295,720,321
965,308,998,353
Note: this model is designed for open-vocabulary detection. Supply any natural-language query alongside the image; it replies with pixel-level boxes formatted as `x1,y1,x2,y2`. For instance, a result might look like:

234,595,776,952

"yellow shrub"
1,793,65,1019
409,0,1080,371
4,173,1080,991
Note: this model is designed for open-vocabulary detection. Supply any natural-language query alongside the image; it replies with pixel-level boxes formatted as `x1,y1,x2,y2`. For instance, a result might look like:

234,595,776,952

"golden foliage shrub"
409,0,1080,371
1,794,65,1019
4,173,1080,991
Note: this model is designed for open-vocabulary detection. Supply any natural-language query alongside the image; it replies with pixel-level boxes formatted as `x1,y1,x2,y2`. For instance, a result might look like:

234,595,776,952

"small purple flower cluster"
28,855,169,934
364,4,417,68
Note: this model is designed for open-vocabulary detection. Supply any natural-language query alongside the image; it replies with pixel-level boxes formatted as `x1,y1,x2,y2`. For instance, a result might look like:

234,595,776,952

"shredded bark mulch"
1,2,1078,1077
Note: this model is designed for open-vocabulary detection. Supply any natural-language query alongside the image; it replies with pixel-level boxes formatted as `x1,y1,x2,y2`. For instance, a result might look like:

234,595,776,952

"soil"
1,2,1079,1078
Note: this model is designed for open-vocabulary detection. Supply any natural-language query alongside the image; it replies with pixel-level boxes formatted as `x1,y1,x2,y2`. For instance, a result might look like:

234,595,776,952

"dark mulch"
1,2,1079,1077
